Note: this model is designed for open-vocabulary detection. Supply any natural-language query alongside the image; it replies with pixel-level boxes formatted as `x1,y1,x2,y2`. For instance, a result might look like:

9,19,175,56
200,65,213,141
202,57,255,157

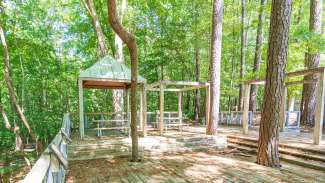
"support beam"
78,79,84,139
159,83,164,135
139,89,143,131
125,89,130,136
141,84,147,136
314,72,325,145
242,84,251,134
280,86,287,132
147,88,183,92
205,84,210,129
178,92,183,127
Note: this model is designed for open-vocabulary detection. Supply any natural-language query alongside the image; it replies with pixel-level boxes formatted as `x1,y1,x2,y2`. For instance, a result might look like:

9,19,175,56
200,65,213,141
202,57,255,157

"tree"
238,0,247,111
108,0,139,161
300,0,323,126
206,0,223,135
83,0,108,57
249,0,267,112
194,48,200,125
113,0,127,116
0,25,41,152
257,0,292,167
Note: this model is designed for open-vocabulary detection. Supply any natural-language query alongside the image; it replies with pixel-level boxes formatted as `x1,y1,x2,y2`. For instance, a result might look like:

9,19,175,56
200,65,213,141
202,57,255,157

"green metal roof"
79,56,146,83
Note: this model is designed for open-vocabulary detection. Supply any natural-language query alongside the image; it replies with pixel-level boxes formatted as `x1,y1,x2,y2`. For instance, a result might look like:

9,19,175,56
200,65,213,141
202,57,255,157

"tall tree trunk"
0,25,38,147
194,48,200,125
108,0,139,161
207,0,223,135
249,0,267,112
257,0,292,167
238,0,247,111
300,0,322,126
113,0,127,115
83,0,108,57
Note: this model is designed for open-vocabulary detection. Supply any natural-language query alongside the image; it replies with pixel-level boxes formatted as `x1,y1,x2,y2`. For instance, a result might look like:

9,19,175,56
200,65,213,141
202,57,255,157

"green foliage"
0,0,322,154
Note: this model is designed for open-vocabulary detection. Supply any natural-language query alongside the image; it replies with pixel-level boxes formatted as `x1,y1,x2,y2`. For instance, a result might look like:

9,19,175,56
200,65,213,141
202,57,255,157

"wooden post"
139,88,143,131
178,92,182,129
242,84,251,134
126,89,130,136
178,93,183,122
50,151,60,183
314,72,325,145
78,79,84,139
159,82,164,135
205,84,210,128
280,86,287,132
141,84,147,136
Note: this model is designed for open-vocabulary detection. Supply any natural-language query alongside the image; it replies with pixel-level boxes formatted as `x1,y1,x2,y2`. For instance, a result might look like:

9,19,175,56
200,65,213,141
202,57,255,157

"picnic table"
93,119,130,137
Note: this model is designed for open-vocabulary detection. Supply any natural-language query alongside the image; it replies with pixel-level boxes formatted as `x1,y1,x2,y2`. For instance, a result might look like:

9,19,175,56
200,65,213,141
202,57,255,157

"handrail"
22,113,71,183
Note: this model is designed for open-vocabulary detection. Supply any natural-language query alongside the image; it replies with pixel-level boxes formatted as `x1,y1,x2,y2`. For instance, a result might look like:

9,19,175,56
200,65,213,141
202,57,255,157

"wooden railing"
22,113,71,183
218,111,301,128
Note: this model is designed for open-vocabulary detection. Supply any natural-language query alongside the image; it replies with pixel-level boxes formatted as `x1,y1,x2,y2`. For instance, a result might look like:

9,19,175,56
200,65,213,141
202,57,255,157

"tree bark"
0,25,38,146
257,0,292,167
238,0,247,111
194,48,200,125
300,0,322,126
84,0,108,57
249,0,267,112
108,0,139,161
113,0,127,116
207,0,223,135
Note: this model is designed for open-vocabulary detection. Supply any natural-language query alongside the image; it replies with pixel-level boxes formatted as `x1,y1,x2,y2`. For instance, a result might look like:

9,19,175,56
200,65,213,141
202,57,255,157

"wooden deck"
66,126,325,183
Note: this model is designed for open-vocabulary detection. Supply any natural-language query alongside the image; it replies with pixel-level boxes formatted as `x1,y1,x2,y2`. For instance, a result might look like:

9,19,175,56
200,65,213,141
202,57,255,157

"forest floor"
66,127,325,183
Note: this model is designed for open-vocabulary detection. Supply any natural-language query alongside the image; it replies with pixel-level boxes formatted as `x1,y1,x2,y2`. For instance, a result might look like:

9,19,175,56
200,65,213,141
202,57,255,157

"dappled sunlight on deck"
66,126,325,182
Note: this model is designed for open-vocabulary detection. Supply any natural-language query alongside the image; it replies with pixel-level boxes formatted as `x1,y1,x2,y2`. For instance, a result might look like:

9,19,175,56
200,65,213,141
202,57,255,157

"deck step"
227,135,325,156
227,138,325,163
227,142,325,172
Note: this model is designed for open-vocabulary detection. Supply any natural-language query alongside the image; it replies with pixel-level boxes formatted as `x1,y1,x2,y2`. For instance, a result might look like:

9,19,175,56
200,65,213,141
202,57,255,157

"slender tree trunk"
0,25,39,147
108,0,139,161
300,0,322,126
296,0,304,24
83,0,108,57
288,97,295,111
238,0,247,111
207,0,223,135
249,0,267,112
113,0,127,116
257,0,292,167
0,101,31,169
194,48,200,125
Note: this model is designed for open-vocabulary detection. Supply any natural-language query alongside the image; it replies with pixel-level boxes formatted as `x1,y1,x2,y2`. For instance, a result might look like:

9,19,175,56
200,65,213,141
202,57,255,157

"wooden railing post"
314,72,325,145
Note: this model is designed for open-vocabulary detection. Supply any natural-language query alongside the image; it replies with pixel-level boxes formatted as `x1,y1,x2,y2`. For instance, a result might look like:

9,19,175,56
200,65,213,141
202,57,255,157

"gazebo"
78,56,147,139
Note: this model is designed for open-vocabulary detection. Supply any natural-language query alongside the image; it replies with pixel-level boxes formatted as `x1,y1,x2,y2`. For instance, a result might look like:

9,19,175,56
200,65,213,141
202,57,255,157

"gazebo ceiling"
78,56,146,89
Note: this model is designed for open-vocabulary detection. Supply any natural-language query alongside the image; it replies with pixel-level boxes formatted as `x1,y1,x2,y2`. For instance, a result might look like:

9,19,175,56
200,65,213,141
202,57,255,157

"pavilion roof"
78,56,146,89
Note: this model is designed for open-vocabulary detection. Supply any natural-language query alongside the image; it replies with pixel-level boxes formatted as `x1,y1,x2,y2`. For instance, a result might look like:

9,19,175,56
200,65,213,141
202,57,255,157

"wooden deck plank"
66,127,325,183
